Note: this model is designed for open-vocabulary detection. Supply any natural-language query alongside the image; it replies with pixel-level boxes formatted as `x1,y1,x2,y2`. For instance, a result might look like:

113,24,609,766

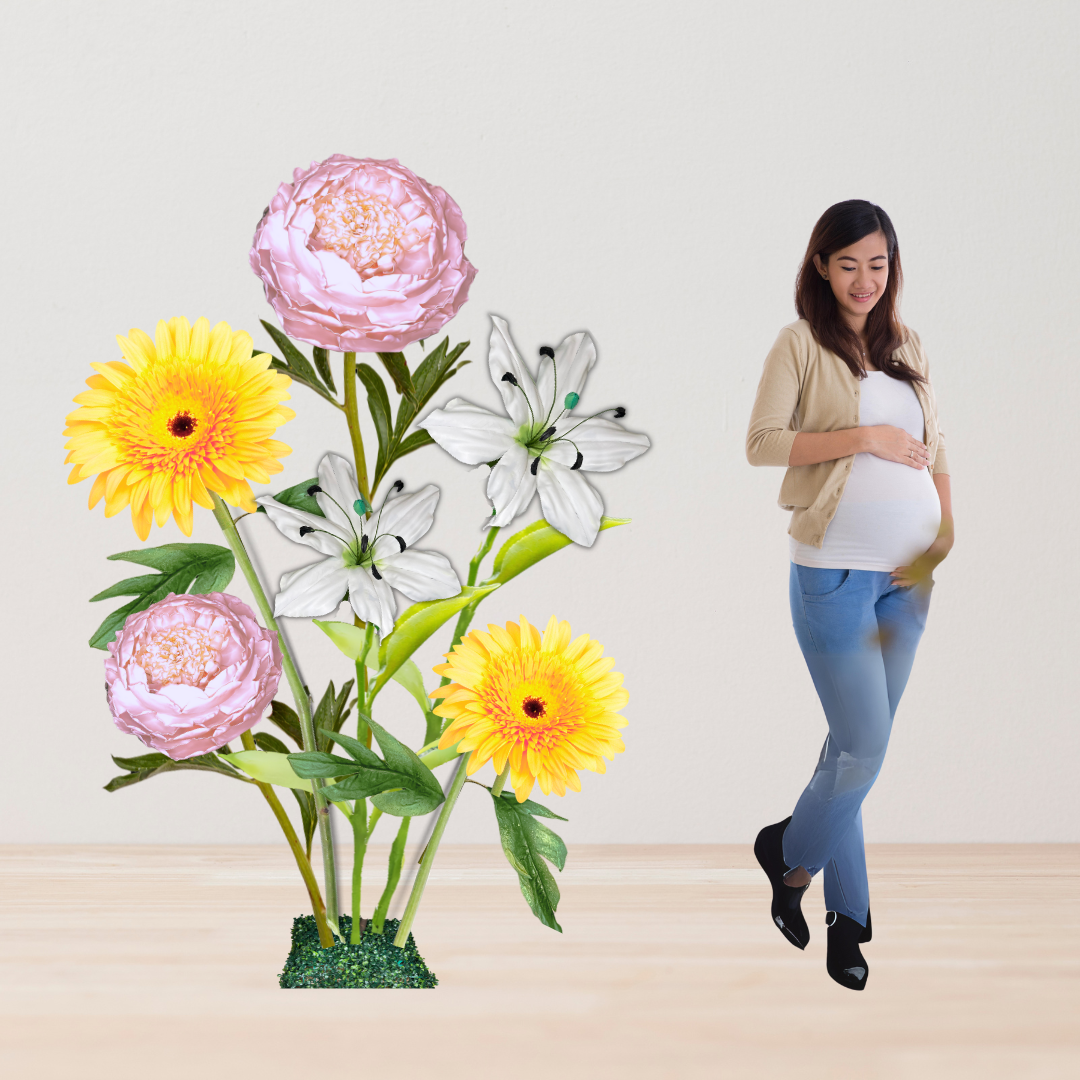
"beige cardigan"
746,319,949,548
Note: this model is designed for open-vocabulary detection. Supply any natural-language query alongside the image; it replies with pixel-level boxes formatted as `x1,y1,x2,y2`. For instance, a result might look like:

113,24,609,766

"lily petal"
487,442,537,527
536,460,605,547
317,452,365,534
550,417,651,473
488,316,542,428
536,330,597,419
419,398,519,464
256,496,350,556
274,558,350,617
346,567,397,639
375,484,441,548
377,548,461,602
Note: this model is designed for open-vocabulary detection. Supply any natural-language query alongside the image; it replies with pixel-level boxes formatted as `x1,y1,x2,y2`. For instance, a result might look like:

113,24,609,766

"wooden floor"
0,844,1077,1079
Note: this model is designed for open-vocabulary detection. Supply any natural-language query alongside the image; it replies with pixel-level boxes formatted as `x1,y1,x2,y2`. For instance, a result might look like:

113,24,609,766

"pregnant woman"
745,200,954,991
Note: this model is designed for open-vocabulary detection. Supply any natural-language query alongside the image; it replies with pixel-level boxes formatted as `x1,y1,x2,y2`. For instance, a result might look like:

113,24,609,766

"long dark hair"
794,200,922,383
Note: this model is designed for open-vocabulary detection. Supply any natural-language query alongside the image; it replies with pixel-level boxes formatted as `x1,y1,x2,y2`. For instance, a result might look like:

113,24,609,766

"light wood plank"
0,844,1077,1079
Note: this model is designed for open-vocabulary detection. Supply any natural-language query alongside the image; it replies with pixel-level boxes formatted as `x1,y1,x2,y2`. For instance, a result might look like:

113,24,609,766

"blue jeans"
782,563,933,927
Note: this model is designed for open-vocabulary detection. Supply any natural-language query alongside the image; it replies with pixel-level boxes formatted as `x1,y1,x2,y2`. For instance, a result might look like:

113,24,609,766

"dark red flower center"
522,696,546,719
167,411,198,439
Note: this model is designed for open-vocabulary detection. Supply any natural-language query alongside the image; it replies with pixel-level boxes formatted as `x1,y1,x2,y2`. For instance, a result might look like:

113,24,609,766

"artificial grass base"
279,914,438,989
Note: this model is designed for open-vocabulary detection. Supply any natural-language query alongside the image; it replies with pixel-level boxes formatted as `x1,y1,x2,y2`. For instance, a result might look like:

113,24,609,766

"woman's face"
812,231,889,329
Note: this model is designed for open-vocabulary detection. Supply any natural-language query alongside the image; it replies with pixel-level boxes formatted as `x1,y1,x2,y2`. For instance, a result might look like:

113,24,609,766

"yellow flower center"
313,188,429,279
135,625,224,690
485,661,582,747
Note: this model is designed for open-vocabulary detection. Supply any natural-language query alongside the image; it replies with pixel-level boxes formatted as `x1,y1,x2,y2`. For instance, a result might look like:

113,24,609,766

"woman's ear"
812,253,828,280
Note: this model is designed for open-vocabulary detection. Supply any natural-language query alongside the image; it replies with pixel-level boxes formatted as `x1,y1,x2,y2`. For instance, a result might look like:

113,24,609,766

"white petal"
317,453,365,534
536,331,597,419
419,398,519,464
536,460,605,547
487,442,537,526
274,559,350,617
554,417,651,473
375,484,440,547
256,496,349,557
488,315,542,428
347,567,396,639
377,548,462,601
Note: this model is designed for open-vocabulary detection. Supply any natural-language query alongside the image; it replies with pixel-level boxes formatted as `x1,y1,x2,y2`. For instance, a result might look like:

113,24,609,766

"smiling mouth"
851,292,874,302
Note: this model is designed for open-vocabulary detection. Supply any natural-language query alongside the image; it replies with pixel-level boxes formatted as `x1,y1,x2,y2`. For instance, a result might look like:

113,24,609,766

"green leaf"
227,750,317,792
312,346,336,393
253,731,289,755
356,362,393,483
366,718,444,817
259,320,325,392
255,477,323,517
491,789,567,931
288,725,444,815
312,679,354,752
487,516,629,586
267,700,304,748
287,751,356,779
291,787,317,856
89,544,235,650
315,619,432,716
371,584,501,698
394,429,435,459
104,751,249,792
376,351,416,403
321,728,383,769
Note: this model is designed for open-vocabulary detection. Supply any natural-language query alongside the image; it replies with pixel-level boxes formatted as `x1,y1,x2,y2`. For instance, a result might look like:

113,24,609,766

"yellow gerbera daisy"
64,317,294,540
432,615,628,803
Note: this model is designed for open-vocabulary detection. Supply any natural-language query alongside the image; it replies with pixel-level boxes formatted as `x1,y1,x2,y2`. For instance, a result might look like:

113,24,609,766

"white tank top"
790,371,941,571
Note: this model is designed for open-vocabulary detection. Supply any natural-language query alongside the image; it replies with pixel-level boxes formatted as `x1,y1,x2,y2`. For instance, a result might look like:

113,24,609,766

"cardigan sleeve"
746,327,802,467
909,329,950,476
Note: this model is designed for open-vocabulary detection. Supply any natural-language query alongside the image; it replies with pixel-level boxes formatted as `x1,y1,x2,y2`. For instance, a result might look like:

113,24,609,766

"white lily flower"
419,315,650,546
256,453,461,639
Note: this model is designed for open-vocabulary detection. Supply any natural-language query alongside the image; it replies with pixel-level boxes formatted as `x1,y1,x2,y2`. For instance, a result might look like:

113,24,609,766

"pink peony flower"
250,155,477,353
105,592,282,760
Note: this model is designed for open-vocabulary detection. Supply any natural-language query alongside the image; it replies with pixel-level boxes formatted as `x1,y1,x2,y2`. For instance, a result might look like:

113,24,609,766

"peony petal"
535,459,604,546
418,398,518,464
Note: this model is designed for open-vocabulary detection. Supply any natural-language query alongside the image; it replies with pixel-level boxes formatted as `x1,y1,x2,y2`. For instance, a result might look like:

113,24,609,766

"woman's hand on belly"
862,425,931,469
891,475,954,587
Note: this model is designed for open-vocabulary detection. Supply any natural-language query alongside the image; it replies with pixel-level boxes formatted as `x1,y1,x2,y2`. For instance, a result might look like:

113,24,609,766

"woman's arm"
891,473,954,587
789,426,931,468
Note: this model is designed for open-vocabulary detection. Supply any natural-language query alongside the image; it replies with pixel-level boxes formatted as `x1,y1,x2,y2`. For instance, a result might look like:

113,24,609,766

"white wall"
3,0,1077,846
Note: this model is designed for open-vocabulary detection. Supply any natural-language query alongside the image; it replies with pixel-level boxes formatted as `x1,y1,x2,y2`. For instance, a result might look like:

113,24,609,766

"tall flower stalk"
210,492,341,940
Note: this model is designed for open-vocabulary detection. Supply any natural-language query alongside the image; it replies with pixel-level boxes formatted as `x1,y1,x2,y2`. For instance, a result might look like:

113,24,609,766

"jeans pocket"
796,565,851,598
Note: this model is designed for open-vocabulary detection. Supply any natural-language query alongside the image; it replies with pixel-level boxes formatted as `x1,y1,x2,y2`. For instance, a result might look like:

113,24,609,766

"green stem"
210,493,340,939
240,731,333,948
343,352,371,503
350,798,368,943
393,752,471,948
490,761,511,798
371,816,410,935
439,527,501,689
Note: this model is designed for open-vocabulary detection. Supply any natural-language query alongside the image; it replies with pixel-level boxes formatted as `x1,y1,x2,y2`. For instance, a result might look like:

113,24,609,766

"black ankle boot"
826,910,869,990
754,816,810,950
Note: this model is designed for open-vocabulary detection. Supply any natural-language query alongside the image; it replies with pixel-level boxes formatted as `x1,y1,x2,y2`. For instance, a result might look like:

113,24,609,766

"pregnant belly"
814,496,942,570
